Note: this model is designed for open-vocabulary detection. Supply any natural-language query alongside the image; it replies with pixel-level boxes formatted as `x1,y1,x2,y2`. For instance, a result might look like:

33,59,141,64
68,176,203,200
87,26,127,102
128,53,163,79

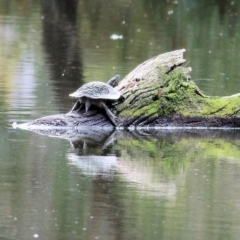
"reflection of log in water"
41,0,83,110
18,121,240,162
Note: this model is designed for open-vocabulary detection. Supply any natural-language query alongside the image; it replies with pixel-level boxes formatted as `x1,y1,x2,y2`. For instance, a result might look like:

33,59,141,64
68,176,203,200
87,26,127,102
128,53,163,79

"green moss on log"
114,50,240,125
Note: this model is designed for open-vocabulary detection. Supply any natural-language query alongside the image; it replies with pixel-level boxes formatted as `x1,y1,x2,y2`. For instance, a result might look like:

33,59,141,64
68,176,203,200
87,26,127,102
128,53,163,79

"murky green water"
1,1,240,239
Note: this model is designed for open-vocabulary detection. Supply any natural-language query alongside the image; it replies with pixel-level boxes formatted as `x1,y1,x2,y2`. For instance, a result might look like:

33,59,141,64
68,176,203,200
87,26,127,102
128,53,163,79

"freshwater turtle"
69,75,122,126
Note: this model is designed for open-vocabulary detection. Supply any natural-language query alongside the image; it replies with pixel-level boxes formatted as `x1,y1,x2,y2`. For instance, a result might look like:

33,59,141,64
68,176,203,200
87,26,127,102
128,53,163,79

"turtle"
69,75,123,126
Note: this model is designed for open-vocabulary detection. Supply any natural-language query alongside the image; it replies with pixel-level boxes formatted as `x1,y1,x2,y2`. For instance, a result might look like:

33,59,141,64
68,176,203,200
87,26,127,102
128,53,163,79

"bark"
18,49,240,129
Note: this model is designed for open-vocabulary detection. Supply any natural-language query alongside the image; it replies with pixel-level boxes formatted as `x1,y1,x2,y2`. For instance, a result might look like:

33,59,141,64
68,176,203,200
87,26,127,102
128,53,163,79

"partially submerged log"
18,49,240,129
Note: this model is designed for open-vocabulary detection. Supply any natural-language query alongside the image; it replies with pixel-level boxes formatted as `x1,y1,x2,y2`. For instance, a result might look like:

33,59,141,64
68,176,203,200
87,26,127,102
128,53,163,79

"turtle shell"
69,82,121,100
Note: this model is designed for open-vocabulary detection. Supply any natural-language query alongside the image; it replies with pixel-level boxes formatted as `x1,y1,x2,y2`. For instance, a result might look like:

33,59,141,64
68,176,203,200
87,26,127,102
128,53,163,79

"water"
1,1,240,239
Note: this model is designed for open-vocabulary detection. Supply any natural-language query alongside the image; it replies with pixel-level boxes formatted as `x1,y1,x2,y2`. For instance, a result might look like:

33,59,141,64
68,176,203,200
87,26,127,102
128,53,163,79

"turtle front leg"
70,100,82,113
85,99,91,112
101,102,119,126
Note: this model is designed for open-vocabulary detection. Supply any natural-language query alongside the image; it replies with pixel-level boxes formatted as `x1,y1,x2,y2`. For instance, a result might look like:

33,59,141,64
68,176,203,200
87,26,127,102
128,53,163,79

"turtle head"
107,75,120,87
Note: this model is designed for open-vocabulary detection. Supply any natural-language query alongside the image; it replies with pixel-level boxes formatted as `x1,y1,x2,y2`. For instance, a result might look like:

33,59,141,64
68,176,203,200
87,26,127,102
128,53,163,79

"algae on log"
20,49,240,129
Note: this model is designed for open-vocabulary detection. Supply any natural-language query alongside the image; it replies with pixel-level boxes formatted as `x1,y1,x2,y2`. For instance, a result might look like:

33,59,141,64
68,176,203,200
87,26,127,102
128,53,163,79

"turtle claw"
114,117,122,126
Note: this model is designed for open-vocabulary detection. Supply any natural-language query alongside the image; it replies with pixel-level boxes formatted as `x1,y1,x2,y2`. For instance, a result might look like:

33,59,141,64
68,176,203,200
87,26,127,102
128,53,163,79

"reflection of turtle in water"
69,75,123,126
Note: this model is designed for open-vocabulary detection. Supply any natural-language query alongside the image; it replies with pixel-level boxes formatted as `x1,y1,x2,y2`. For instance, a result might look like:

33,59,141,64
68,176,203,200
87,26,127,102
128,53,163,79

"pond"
1,1,240,239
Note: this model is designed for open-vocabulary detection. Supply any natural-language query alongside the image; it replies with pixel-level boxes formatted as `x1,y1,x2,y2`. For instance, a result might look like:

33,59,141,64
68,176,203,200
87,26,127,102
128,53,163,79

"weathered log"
17,49,240,130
